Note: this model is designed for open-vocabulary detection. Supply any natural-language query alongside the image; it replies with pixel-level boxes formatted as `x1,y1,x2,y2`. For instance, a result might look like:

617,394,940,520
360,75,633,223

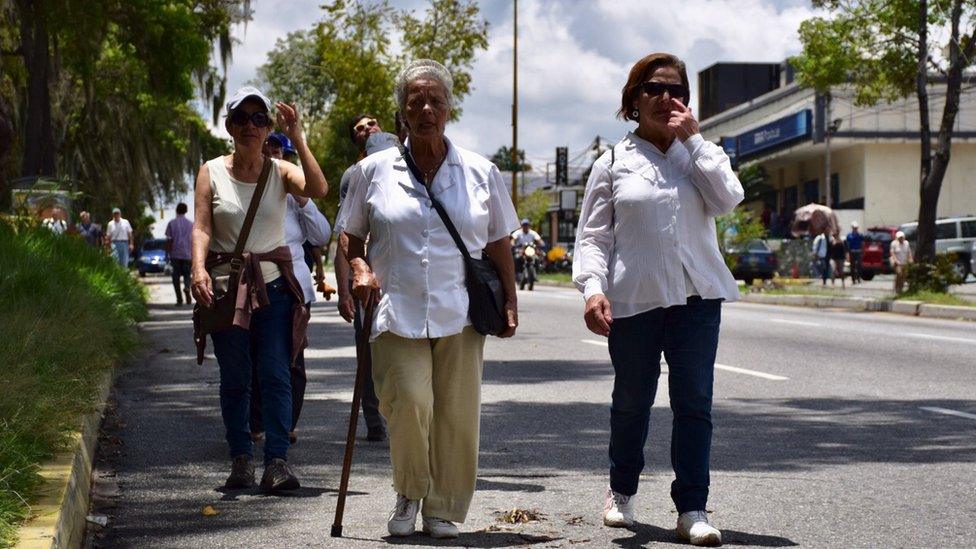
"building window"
961,220,976,238
803,179,819,205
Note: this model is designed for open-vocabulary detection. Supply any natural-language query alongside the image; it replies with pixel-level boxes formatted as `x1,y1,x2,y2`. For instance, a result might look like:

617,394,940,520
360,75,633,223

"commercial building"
699,62,976,234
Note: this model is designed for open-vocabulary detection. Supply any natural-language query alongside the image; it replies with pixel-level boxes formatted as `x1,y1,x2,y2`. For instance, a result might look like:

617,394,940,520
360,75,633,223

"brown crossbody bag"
194,157,273,334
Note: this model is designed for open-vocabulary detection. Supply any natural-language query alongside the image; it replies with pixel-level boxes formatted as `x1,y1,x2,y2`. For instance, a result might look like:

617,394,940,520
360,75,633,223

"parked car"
729,239,778,284
898,215,976,279
136,238,168,277
860,226,898,281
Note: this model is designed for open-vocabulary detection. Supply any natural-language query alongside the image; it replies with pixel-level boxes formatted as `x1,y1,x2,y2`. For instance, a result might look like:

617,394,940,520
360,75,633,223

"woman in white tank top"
189,86,328,493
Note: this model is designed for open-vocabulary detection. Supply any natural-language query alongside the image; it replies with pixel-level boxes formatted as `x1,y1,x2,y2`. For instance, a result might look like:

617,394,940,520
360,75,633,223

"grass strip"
0,225,146,545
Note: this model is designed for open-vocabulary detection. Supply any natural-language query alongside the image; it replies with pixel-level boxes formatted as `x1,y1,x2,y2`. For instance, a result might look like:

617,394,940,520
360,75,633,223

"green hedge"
0,224,147,545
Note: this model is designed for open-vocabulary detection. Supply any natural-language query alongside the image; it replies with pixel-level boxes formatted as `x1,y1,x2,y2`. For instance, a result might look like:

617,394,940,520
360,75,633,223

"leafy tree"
0,0,248,217
517,188,550,229
490,146,531,172
737,164,774,204
791,0,976,262
257,0,489,222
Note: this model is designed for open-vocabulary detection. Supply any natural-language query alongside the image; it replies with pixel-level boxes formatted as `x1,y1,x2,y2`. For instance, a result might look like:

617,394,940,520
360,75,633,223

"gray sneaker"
260,458,300,492
224,455,254,489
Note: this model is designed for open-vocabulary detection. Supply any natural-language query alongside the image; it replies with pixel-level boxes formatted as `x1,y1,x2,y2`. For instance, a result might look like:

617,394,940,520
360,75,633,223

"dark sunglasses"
641,81,689,101
229,110,272,128
355,119,378,133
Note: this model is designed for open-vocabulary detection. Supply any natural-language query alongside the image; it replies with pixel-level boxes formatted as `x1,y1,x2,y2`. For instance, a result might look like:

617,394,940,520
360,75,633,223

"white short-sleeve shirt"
335,137,519,340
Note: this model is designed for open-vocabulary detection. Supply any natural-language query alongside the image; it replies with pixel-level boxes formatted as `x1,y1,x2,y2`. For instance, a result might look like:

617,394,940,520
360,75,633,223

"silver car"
899,216,976,280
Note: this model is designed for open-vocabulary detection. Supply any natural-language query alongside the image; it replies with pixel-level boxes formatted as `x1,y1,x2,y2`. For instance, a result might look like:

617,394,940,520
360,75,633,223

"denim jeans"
607,296,721,513
170,258,191,302
112,241,129,268
250,304,309,434
212,277,294,464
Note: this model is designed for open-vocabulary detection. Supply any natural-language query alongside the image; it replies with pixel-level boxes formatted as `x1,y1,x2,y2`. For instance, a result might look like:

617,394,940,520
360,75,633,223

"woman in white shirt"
335,59,519,539
572,53,743,546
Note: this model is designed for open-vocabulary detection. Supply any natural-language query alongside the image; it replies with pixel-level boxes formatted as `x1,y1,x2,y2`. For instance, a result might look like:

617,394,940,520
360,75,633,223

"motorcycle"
516,244,540,291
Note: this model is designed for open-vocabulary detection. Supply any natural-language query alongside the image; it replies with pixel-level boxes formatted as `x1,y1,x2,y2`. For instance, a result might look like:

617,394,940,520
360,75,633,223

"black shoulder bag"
400,145,508,336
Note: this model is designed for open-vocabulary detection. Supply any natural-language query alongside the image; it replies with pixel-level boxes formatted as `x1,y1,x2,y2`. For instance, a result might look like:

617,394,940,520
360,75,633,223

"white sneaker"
387,494,420,537
676,510,722,546
603,487,635,527
422,516,459,539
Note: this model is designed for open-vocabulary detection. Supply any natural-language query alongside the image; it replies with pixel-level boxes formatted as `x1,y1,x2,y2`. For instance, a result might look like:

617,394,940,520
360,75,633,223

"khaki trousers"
370,326,486,523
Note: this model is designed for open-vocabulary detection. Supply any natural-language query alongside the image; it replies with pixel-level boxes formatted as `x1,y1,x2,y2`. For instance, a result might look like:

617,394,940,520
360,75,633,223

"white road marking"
714,363,789,381
906,333,976,345
769,318,822,327
920,406,976,421
581,340,787,380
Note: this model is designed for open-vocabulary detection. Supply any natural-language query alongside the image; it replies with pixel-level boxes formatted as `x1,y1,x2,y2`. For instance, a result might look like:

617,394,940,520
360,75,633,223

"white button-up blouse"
284,195,331,304
335,137,520,340
572,132,744,318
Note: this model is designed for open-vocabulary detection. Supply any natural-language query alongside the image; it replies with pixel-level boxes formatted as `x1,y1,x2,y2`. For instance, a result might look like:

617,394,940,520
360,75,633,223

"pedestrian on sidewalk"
42,207,67,235
190,86,327,493
76,211,104,249
891,230,913,294
812,228,830,285
830,232,847,288
248,133,332,446
106,207,134,268
335,59,519,540
333,113,400,442
846,221,863,284
165,203,194,306
573,52,742,547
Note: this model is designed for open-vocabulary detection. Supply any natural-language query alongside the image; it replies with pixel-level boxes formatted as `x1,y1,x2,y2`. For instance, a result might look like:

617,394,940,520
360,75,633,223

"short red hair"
618,53,690,122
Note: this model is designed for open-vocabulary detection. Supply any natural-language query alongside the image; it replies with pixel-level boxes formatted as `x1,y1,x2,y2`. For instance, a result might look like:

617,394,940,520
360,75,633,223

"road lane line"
920,406,976,421
714,363,789,381
906,333,976,344
769,318,822,327
582,340,788,381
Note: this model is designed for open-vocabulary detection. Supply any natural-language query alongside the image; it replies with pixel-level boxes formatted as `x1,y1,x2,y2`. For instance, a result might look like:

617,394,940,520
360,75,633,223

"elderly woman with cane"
335,59,519,539
573,53,743,546
191,86,327,493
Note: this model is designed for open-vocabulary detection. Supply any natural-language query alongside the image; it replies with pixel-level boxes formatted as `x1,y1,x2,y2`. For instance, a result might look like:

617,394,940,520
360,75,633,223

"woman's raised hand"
275,102,304,144
667,98,700,142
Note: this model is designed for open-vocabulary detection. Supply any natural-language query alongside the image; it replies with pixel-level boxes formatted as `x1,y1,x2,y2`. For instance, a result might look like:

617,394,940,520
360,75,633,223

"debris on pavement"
201,505,220,516
496,507,544,524
86,514,109,527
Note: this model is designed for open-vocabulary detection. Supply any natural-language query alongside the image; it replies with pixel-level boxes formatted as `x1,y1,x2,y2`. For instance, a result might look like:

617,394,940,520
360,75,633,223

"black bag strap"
399,144,474,267
228,156,274,283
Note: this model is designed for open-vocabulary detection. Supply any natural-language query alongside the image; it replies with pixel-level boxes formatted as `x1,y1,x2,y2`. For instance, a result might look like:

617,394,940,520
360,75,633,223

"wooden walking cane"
331,290,375,538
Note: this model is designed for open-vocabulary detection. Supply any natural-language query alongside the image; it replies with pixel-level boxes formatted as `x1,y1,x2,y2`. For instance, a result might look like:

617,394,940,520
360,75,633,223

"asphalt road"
87,277,976,548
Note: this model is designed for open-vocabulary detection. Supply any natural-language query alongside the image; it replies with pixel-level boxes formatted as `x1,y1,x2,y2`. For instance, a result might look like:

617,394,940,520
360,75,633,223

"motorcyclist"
511,219,545,287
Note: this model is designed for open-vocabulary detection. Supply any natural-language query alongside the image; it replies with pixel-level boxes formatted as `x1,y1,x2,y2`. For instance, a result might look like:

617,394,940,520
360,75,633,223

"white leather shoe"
676,510,722,546
387,494,419,537
603,487,635,527
422,516,459,538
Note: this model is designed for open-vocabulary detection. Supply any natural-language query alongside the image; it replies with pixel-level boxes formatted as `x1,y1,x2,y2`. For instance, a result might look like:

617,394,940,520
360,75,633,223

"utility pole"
511,0,519,208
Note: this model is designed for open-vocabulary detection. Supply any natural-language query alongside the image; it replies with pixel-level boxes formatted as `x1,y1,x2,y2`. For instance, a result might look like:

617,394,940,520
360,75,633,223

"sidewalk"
789,273,976,299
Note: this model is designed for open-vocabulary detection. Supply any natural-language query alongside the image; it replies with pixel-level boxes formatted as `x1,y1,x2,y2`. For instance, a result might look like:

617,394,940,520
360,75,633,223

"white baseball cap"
225,86,272,115
851,221,859,228
895,230,905,239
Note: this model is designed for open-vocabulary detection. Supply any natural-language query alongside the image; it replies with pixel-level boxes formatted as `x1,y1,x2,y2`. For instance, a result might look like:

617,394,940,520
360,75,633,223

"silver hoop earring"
631,109,639,119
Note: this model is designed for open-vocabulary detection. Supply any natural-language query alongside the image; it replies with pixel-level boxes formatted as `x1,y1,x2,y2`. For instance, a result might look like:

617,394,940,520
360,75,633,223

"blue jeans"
212,278,294,464
607,296,721,513
112,241,129,268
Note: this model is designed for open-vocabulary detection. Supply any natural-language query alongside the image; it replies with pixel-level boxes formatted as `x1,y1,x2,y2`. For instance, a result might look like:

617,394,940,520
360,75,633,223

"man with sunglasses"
332,113,398,442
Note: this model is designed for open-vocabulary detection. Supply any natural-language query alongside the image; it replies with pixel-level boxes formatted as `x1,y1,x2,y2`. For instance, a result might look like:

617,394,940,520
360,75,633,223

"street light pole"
511,0,518,208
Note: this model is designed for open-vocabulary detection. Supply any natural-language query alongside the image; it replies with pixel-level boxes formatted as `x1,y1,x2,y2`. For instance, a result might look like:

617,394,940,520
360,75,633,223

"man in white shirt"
890,230,913,293
510,218,544,248
106,207,134,268
42,208,67,235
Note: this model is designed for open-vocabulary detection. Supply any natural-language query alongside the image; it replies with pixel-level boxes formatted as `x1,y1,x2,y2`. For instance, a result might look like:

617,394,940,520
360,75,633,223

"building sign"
736,110,812,159
720,137,737,169
555,146,568,186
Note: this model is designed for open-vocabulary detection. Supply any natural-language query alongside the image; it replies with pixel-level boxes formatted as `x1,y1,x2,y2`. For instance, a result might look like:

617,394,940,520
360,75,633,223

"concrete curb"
15,371,113,549
740,293,976,321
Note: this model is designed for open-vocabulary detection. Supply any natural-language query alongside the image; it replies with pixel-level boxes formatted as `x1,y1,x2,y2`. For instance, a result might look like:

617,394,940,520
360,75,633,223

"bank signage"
736,110,812,159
